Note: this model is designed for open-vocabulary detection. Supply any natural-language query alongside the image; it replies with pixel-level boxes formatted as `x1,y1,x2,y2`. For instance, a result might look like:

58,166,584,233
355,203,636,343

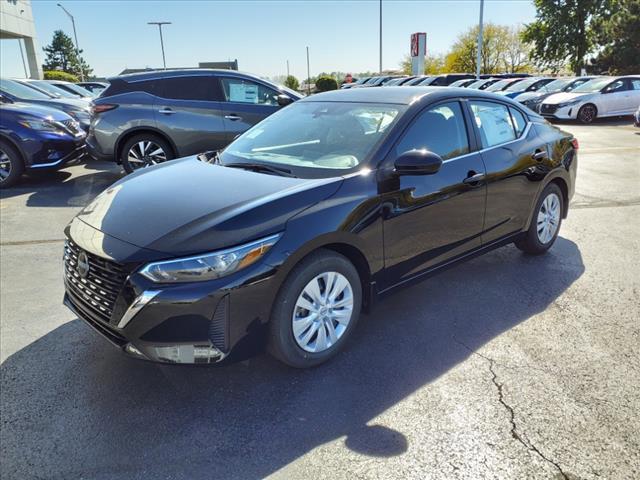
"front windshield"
418,77,437,86
59,83,94,97
565,78,590,92
540,78,571,93
30,80,77,98
0,79,52,100
467,79,486,89
450,79,468,87
486,79,511,91
364,77,380,85
220,101,404,176
572,77,613,93
505,78,535,91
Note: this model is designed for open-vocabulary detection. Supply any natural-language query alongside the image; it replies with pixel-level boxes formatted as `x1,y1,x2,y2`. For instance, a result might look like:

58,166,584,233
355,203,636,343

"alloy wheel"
0,149,11,182
292,271,354,353
537,192,561,244
127,141,167,170
579,105,596,123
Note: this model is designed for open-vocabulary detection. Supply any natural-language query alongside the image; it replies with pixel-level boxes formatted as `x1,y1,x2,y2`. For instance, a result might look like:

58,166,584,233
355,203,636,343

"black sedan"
63,87,577,368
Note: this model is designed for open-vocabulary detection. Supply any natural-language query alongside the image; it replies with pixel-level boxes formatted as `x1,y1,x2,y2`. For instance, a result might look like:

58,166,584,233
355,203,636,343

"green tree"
284,75,300,90
42,30,93,78
589,0,640,74
523,0,609,75
503,27,533,73
446,23,510,74
43,70,79,82
400,53,445,74
315,75,338,92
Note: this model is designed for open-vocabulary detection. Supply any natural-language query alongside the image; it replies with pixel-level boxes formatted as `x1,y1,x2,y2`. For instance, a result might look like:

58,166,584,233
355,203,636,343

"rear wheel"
577,104,597,124
0,141,24,189
516,183,563,255
120,134,174,173
269,250,362,368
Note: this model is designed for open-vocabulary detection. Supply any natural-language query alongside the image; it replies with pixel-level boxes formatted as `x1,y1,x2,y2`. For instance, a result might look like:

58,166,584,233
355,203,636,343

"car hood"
74,156,343,256
517,91,548,103
28,97,90,112
543,91,593,105
1,102,75,121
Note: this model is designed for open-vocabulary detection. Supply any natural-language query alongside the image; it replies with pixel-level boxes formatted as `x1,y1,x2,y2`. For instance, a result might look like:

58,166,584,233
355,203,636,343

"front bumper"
62,224,280,365
85,132,114,162
539,103,578,120
27,135,86,169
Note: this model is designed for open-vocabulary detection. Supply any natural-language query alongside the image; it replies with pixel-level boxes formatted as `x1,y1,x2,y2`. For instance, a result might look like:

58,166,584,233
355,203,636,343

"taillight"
571,138,579,150
92,104,118,114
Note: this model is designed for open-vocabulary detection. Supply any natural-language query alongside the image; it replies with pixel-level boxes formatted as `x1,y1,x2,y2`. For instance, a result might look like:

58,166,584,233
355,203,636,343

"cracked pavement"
1,119,639,479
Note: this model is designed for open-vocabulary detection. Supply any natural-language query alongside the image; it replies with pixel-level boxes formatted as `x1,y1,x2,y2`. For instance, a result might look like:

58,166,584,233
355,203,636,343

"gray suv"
87,69,302,172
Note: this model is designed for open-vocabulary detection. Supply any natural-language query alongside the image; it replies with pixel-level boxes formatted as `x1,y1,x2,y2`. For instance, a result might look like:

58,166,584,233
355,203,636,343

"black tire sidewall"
120,134,174,174
269,251,362,368
0,141,24,189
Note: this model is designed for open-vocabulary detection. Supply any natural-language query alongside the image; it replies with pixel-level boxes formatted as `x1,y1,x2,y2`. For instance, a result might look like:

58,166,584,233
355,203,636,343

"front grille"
209,295,229,351
540,104,558,114
60,119,82,136
64,240,127,324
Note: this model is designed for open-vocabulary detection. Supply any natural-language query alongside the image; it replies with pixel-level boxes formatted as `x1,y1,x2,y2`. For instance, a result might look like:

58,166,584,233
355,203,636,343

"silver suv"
87,69,302,172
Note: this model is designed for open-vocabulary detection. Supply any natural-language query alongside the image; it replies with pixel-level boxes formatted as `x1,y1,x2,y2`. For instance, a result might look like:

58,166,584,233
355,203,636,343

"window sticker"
229,83,258,103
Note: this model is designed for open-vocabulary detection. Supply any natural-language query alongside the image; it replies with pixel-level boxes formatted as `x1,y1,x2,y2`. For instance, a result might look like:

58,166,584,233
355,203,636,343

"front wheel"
0,141,24,189
268,250,362,368
516,183,563,255
120,134,174,174
577,104,597,124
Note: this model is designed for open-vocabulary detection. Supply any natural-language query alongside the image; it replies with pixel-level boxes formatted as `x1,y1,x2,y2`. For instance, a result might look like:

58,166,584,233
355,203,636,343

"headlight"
557,99,582,108
18,118,64,133
139,233,282,283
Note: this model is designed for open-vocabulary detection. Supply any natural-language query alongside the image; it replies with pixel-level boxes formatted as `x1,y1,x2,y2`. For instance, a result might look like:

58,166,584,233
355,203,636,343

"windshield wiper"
224,162,297,178
197,150,221,164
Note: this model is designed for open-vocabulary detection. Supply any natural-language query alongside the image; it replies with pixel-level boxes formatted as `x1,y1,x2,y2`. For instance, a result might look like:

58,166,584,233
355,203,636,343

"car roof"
111,68,267,83
299,86,537,108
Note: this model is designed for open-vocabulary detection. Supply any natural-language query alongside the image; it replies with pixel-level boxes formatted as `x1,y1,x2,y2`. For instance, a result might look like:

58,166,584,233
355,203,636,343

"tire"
120,134,174,174
268,250,362,368
0,141,25,189
516,183,564,255
577,104,597,124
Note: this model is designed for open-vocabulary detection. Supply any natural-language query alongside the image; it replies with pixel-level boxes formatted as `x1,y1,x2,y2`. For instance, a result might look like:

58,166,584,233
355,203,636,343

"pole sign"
410,32,427,76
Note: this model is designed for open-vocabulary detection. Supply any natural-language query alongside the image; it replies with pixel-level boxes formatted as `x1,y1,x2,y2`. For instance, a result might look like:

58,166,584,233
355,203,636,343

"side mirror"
277,94,293,107
394,149,443,175
0,93,12,104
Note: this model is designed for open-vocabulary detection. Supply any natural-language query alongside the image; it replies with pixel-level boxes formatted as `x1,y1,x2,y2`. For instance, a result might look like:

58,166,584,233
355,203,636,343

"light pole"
306,46,311,95
56,3,84,81
476,0,485,79
148,21,171,70
379,0,382,74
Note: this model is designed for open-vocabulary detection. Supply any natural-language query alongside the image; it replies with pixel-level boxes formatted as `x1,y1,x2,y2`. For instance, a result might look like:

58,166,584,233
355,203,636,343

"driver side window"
604,80,626,93
220,78,279,106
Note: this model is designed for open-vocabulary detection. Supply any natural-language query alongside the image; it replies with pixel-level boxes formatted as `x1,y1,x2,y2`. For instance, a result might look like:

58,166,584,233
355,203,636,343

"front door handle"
224,114,242,121
463,172,485,185
158,108,176,114
532,149,548,161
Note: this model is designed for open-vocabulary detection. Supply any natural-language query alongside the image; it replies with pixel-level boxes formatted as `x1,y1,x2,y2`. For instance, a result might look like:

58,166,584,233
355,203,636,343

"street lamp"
476,0,485,79
148,21,171,70
56,3,84,81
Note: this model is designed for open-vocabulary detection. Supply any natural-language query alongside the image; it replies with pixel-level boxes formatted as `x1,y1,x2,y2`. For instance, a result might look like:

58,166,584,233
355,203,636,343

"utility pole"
148,21,171,69
306,47,311,95
476,0,484,79
379,0,383,73
57,3,84,81
287,60,290,77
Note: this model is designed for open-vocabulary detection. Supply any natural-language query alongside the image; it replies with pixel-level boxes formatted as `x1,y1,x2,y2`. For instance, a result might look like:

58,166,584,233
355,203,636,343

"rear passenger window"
470,101,516,148
509,108,527,137
630,79,640,90
395,101,469,160
156,76,223,101
220,78,279,105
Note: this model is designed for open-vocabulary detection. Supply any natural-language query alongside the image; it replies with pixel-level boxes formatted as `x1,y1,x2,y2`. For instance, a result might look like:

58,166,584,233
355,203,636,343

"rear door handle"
463,172,485,185
532,149,547,161
158,108,176,115
224,114,242,121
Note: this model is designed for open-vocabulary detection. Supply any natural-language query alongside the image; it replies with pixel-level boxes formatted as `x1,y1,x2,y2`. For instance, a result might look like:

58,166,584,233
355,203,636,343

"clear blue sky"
1,0,536,80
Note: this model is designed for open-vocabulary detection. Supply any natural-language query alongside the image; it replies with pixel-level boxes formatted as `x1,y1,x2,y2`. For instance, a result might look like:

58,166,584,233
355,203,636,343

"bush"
315,75,338,92
43,70,79,82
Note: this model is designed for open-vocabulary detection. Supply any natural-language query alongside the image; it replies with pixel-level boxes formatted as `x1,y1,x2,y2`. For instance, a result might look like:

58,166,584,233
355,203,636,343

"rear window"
155,76,224,101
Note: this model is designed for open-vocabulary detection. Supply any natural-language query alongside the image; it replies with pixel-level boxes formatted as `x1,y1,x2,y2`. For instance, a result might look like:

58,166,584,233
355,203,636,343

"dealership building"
0,0,42,79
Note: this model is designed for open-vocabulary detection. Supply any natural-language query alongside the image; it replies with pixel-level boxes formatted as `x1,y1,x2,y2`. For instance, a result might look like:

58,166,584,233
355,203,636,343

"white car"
540,75,640,124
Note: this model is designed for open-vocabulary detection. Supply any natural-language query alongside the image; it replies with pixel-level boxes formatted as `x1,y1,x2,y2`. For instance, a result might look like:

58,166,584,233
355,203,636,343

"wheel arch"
548,177,569,218
114,127,178,164
0,133,26,165
578,102,598,121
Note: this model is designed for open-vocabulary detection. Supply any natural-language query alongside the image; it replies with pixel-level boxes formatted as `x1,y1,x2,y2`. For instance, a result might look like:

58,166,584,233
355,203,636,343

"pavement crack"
453,338,569,480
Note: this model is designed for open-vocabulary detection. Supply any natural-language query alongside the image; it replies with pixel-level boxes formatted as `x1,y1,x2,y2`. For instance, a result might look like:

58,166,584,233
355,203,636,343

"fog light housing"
125,343,147,359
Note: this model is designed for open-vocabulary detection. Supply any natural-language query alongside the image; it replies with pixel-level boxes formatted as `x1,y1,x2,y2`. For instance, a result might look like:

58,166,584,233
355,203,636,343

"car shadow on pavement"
0,160,123,207
0,238,584,479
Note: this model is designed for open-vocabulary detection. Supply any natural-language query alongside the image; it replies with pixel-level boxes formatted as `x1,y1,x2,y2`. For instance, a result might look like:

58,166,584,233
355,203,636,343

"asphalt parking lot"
1,119,639,480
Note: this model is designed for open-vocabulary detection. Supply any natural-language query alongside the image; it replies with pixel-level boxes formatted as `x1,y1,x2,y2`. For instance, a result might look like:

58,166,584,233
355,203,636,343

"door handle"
158,108,176,114
224,114,242,121
463,172,485,185
532,149,547,161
